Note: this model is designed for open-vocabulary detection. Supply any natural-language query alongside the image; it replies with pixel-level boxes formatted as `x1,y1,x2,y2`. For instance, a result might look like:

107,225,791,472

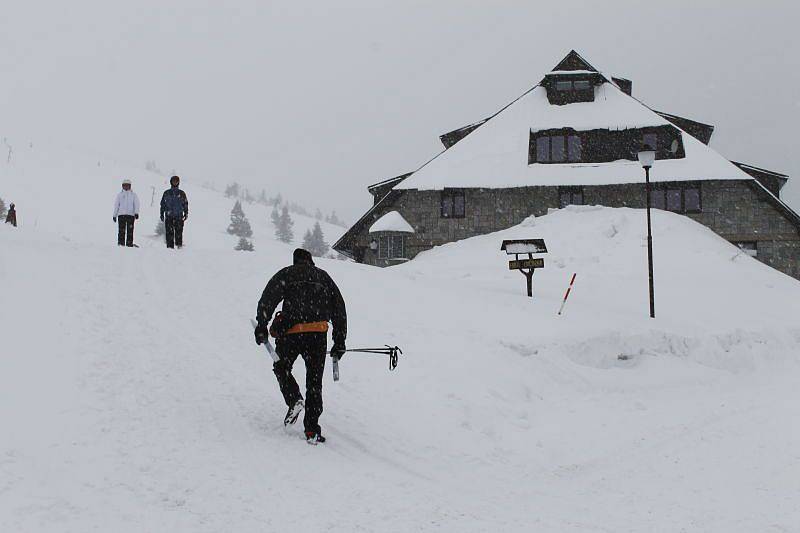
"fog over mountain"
2,0,798,220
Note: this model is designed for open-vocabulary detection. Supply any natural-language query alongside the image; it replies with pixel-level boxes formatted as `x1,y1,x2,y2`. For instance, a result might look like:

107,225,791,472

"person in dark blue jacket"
160,175,189,249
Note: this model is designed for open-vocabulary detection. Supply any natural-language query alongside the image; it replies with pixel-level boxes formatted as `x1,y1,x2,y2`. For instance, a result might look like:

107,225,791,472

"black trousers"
117,215,135,246
274,333,327,434
165,216,184,248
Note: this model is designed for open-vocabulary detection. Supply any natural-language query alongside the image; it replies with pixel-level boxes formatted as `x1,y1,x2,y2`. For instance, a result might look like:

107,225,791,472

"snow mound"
368,210,415,233
2,148,800,531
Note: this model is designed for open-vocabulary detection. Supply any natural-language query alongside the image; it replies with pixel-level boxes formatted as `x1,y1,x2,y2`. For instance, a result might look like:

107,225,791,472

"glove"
160,213,165,222
330,341,346,360
113,217,117,223
183,213,188,221
135,214,139,220
254,322,270,345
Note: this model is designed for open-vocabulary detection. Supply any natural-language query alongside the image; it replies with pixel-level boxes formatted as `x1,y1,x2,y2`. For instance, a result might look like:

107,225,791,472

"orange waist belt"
286,321,329,335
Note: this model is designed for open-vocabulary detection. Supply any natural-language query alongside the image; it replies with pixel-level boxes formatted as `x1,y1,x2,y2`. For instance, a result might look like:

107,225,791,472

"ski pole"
557,273,577,316
326,346,404,373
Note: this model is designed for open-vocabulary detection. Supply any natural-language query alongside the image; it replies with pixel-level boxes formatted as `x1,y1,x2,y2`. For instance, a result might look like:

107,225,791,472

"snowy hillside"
0,139,345,252
2,148,800,531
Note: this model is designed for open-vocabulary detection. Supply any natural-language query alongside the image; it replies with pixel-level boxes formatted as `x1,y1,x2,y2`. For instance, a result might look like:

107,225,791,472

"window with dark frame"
440,189,466,218
535,133,581,163
554,79,593,92
649,184,702,213
530,126,683,165
378,235,406,259
551,135,566,162
568,135,582,162
559,187,585,208
642,132,658,151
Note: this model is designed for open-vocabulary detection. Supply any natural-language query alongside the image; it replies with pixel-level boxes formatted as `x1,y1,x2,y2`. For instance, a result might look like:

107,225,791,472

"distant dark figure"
5,203,16,227
160,175,189,249
254,248,347,445
113,179,140,247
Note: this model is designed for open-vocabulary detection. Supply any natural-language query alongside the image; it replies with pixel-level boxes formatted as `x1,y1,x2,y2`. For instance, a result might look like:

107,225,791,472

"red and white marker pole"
557,273,577,316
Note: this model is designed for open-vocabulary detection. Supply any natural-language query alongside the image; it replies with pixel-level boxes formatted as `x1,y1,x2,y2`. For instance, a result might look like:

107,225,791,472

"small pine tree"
227,201,253,238
258,190,269,205
328,210,344,227
314,208,323,220
270,205,280,228
0,197,6,220
275,205,294,243
244,189,255,204
302,222,328,257
235,237,254,251
225,182,241,199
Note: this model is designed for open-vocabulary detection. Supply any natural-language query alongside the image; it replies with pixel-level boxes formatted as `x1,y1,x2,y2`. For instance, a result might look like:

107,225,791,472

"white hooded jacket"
113,190,140,217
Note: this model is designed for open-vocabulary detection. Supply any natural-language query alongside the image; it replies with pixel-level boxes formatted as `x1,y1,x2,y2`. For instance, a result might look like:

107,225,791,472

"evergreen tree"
314,208,323,220
244,188,255,204
235,237,255,251
224,182,241,199
275,205,294,243
258,190,269,205
302,222,328,257
227,200,253,238
328,210,344,227
270,205,280,228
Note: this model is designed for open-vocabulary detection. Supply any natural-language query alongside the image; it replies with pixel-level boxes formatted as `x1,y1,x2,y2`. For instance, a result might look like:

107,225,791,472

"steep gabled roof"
551,50,598,72
396,73,754,191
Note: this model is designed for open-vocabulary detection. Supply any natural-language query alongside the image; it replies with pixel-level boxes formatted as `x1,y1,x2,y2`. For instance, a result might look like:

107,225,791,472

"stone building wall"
352,180,800,280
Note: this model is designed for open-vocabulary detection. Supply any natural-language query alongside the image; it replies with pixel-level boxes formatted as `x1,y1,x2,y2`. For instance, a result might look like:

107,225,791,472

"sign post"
500,239,548,298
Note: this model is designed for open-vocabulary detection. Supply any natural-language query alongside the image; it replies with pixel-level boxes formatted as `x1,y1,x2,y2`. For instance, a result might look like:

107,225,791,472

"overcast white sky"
2,0,798,220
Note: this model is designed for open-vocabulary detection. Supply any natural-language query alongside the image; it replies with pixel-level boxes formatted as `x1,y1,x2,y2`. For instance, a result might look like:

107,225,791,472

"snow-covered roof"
397,82,754,191
546,70,598,76
369,211,415,233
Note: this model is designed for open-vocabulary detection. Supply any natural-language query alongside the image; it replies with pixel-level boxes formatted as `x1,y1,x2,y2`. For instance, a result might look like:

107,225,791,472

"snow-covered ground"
0,139,345,252
2,144,800,532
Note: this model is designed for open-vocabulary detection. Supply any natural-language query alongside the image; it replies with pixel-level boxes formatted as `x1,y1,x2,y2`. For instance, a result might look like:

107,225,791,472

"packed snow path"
2,205,800,531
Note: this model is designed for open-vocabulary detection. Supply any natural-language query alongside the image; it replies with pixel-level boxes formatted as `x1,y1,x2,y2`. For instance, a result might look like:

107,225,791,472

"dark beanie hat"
293,248,314,265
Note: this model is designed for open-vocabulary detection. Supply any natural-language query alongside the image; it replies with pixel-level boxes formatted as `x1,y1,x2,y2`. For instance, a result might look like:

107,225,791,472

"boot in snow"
305,431,326,445
284,399,304,426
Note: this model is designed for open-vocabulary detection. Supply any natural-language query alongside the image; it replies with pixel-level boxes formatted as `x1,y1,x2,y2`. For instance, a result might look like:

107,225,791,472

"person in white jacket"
113,179,140,247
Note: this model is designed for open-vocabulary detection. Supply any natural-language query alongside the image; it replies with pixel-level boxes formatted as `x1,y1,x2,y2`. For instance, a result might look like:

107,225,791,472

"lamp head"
638,147,655,169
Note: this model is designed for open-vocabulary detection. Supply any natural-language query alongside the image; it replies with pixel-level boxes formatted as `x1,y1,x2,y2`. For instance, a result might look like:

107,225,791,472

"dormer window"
542,72,604,105
530,125,685,165
529,130,583,163
556,79,592,92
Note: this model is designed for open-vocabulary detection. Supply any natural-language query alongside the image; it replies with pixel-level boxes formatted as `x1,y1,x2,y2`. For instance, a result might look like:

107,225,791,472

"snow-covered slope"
2,146,800,531
0,139,345,252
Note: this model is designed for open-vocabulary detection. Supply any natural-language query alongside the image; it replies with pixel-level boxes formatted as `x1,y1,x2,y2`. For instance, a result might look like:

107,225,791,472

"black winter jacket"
257,263,347,344
160,187,189,219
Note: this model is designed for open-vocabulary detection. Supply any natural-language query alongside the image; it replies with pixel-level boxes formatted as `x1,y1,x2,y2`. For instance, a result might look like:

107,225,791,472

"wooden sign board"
509,258,544,270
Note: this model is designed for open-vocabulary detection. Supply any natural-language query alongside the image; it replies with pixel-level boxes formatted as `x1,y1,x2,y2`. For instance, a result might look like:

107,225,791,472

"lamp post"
638,146,656,319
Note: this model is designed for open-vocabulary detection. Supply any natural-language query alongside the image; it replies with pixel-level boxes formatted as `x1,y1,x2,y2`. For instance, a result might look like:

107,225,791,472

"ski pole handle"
251,319,280,362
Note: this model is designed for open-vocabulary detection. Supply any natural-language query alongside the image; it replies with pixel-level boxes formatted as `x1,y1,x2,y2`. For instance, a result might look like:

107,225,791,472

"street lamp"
638,145,656,319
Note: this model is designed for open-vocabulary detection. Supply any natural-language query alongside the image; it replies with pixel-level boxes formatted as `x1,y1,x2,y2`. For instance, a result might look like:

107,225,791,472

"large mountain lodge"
334,51,800,280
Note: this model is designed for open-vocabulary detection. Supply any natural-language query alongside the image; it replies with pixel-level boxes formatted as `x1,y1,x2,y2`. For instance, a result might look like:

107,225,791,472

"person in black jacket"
254,248,347,444
160,175,189,249
5,203,17,227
